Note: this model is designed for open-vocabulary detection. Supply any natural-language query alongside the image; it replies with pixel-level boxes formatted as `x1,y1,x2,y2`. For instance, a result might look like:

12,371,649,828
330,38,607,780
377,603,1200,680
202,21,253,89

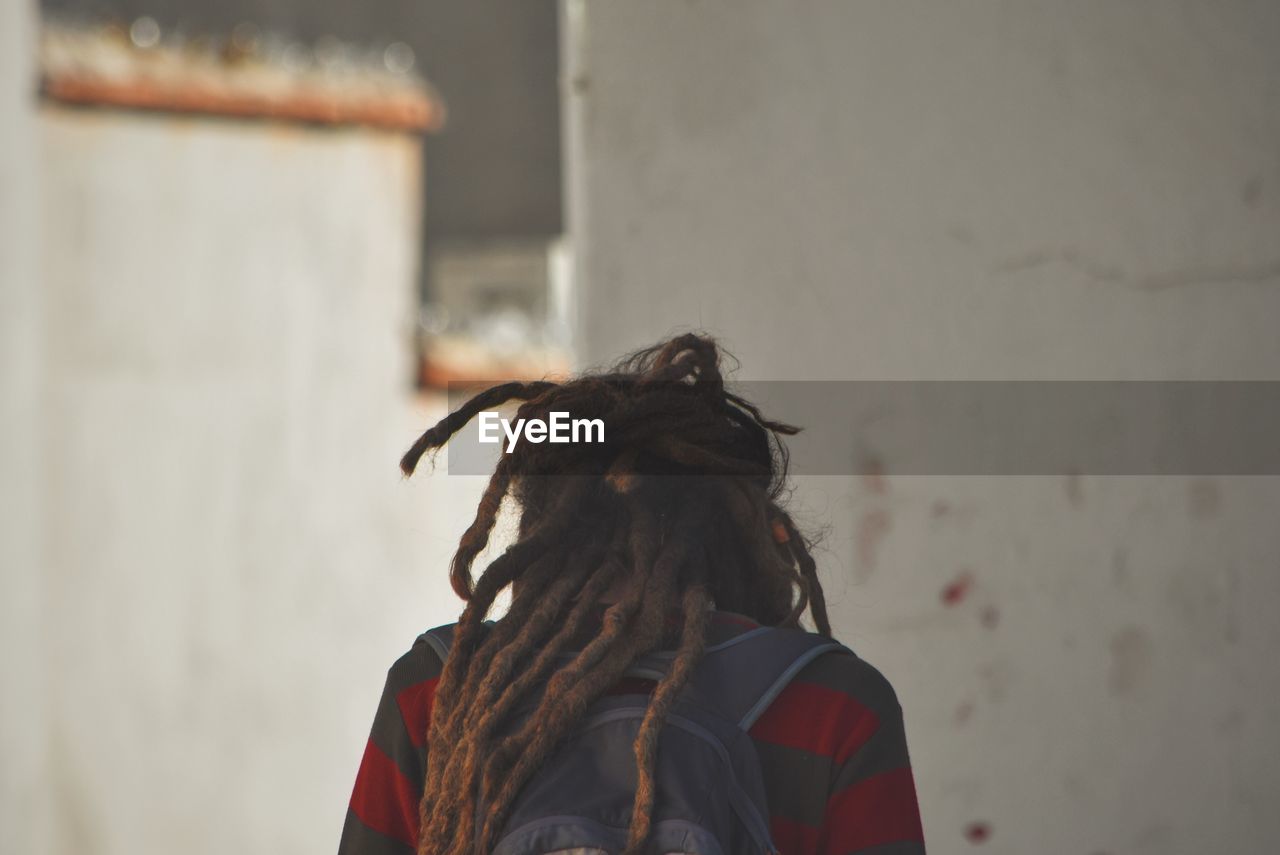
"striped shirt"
339,611,925,855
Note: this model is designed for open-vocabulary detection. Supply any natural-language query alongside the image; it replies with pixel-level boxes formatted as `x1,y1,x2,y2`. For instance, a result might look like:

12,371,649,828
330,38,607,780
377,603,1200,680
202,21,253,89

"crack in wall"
992,247,1280,291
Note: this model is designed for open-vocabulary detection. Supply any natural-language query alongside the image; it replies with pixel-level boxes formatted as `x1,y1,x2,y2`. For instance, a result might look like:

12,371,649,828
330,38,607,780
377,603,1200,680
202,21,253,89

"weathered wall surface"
564,1,1280,852
1,0,51,852
35,109,482,854
569,1,1280,381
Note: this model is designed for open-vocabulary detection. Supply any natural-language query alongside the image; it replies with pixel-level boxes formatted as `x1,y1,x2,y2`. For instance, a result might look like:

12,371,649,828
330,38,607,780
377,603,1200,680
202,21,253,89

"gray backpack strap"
421,623,718,680
416,621,495,663
418,621,847,729
687,626,851,729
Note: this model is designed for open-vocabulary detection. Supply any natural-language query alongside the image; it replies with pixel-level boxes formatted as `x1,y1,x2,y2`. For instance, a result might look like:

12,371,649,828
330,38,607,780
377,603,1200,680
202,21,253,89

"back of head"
400,333,828,855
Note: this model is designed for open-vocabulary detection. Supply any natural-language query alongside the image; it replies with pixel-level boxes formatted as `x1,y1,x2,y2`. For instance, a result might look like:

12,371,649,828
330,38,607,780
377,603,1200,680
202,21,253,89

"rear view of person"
339,334,926,855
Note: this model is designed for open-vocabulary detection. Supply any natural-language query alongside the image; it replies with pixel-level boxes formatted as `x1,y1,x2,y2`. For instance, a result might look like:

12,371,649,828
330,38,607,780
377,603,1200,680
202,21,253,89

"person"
339,334,926,855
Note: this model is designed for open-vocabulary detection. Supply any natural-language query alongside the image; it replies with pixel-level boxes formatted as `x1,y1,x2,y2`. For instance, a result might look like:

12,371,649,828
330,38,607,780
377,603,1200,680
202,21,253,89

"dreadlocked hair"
400,333,831,855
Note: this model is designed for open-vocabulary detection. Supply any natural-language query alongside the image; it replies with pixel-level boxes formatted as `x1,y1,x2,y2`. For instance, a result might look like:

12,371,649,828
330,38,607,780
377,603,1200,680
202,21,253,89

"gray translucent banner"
436,382,1280,476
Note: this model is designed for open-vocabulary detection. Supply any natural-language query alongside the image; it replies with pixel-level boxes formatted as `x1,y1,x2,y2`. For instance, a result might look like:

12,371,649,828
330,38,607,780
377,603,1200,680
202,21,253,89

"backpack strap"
417,621,849,730
683,626,852,729
416,621,495,663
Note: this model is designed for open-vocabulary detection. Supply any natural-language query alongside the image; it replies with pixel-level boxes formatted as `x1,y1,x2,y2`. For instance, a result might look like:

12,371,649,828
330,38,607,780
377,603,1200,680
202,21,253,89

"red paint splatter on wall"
965,821,992,844
861,458,888,496
856,508,893,574
941,571,974,606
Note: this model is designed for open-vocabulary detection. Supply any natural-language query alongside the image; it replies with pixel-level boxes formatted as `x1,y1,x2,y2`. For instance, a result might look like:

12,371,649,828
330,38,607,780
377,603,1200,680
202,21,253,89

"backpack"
419,621,851,855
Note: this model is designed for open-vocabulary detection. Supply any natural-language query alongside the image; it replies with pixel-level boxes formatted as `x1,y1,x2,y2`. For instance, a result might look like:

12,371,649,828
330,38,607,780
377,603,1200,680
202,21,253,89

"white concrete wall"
1,0,51,852
564,2,1280,853
33,108,483,854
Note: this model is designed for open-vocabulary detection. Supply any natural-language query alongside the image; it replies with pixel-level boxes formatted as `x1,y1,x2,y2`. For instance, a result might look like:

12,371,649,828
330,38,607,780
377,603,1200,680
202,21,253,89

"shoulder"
381,626,450,703
790,644,903,720
370,627,451,748
749,639,905,765
780,648,926,851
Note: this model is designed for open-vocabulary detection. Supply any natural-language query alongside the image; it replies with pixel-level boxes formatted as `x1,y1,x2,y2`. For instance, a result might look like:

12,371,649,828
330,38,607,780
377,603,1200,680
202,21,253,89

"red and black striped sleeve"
750,651,926,855
339,641,442,855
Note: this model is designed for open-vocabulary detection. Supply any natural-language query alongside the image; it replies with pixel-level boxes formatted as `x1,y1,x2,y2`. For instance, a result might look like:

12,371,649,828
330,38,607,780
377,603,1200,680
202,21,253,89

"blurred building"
39,0,571,379
4,3,492,853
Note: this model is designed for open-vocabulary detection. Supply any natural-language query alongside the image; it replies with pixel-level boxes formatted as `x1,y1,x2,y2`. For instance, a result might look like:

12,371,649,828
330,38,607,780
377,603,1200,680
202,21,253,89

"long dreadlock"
400,333,831,855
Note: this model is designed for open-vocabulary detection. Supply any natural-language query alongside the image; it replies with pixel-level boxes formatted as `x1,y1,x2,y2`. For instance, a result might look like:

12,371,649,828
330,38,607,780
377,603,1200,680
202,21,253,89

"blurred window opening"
418,237,573,388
